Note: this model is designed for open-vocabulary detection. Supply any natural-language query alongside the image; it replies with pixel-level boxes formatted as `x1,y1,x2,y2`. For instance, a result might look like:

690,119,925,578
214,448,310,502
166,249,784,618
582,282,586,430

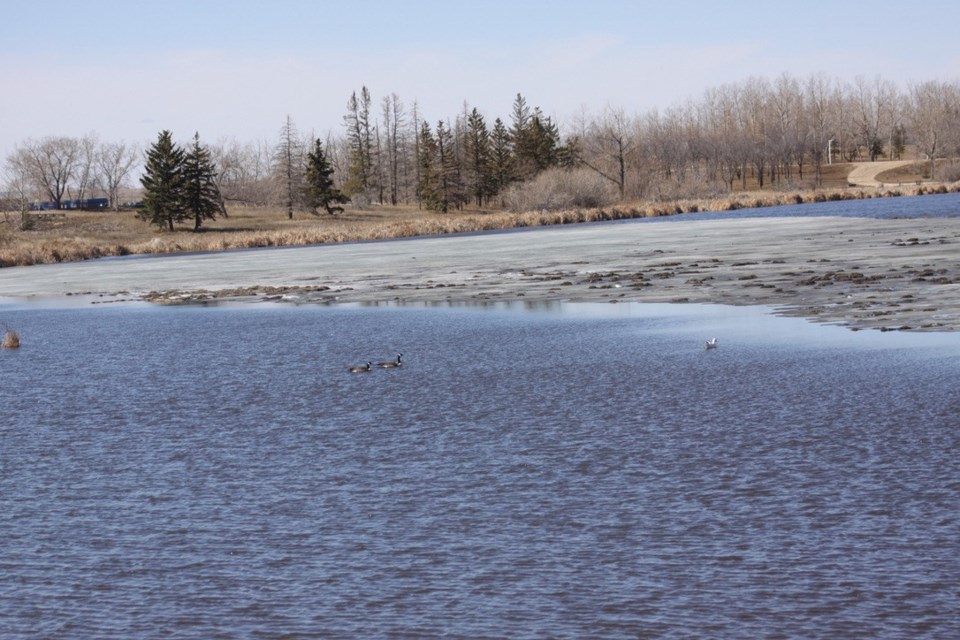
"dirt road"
846,160,916,187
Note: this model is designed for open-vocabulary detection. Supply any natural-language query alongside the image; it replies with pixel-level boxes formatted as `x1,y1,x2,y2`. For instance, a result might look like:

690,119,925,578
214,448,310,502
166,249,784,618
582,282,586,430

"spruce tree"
435,120,457,213
508,95,561,181
465,108,494,207
509,93,535,181
304,138,349,215
343,86,374,202
417,121,442,211
490,117,513,198
182,132,222,230
139,130,186,231
529,108,560,172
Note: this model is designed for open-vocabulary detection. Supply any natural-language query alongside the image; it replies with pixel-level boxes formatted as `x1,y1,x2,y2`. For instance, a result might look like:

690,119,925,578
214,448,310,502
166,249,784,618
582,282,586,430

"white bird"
704,338,719,350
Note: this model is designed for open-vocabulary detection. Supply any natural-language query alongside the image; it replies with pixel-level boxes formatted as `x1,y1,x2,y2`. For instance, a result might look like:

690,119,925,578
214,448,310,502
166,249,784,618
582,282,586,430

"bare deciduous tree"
20,136,81,208
579,106,637,199
95,141,139,210
381,93,405,206
804,73,835,187
4,149,35,229
852,76,897,161
273,116,305,219
210,137,274,210
909,80,960,179
73,133,99,202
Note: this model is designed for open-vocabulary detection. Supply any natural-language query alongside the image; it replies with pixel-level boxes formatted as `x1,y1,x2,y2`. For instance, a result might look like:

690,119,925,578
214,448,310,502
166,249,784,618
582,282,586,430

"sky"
2,0,959,159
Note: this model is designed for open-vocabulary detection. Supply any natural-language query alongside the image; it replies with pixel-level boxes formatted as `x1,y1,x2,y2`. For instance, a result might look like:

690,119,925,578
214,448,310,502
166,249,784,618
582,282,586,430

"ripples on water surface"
633,190,960,223
1,302,958,639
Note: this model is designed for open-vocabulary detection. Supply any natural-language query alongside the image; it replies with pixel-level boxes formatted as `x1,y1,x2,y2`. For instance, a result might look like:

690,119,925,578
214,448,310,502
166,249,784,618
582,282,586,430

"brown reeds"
2,184,958,269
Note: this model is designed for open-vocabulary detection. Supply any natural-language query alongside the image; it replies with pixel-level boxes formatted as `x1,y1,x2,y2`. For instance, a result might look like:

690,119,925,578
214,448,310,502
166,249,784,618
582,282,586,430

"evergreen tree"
435,120,458,213
509,94,562,180
182,132,222,231
451,111,468,210
529,108,561,172
343,86,374,202
465,108,494,207
509,93,531,141
304,138,349,215
556,135,581,169
509,93,535,181
891,124,906,160
417,121,442,211
490,117,513,198
139,130,186,231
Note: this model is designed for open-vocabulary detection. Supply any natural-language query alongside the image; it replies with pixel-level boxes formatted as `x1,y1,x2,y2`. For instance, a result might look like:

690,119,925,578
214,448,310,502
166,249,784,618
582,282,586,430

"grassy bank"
1,182,957,269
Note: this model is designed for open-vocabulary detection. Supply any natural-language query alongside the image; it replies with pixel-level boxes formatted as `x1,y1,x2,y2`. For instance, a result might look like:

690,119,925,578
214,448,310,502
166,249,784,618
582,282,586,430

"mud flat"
1,216,959,332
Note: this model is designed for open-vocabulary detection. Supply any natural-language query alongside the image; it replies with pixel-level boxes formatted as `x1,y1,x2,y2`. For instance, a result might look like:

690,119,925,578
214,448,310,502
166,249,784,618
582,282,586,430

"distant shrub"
939,160,960,183
652,174,727,201
503,168,617,213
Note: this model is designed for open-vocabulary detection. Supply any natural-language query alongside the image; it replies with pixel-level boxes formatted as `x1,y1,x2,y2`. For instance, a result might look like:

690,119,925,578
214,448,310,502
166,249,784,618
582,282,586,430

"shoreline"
2,215,959,332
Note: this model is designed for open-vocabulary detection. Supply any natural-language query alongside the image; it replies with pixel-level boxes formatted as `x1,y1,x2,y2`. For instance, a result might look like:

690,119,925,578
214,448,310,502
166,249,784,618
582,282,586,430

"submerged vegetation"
2,328,20,349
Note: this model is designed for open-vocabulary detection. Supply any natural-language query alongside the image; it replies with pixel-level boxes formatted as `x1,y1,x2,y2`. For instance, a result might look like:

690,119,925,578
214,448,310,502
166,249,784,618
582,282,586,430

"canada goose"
377,353,403,368
349,362,373,373
704,338,719,350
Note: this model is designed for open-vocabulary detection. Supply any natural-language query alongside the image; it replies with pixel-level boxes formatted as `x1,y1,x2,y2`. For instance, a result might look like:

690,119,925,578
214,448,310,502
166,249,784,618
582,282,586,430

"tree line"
226,74,960,214
4,73,960,228
4,134,139,212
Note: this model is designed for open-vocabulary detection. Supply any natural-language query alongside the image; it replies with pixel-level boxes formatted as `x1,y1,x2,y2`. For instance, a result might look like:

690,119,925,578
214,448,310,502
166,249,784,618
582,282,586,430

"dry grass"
1,182,958,268
875,162,928,184
2,329,20,349
875,159,960,184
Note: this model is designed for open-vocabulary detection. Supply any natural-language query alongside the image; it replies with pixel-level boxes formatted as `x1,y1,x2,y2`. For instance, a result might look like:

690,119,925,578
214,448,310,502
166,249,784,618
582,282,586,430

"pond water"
631,190,960,223
1,301,958,639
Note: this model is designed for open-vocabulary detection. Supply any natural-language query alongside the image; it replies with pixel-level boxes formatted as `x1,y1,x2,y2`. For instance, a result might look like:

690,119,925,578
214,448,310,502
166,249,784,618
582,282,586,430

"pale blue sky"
2,0,958,156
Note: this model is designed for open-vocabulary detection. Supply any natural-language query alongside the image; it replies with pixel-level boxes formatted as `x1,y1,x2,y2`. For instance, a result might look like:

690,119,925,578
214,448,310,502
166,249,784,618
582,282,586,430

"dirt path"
846,160,915,187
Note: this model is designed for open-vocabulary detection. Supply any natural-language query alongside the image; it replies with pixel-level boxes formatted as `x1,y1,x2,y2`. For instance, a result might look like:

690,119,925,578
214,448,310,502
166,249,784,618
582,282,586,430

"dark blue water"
2,302,959,639
633,190,960,224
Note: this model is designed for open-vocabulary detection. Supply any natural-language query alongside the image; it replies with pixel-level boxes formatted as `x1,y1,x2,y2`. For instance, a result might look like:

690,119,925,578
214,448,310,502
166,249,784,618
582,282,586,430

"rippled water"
631,190,960,224
2,302,958,639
